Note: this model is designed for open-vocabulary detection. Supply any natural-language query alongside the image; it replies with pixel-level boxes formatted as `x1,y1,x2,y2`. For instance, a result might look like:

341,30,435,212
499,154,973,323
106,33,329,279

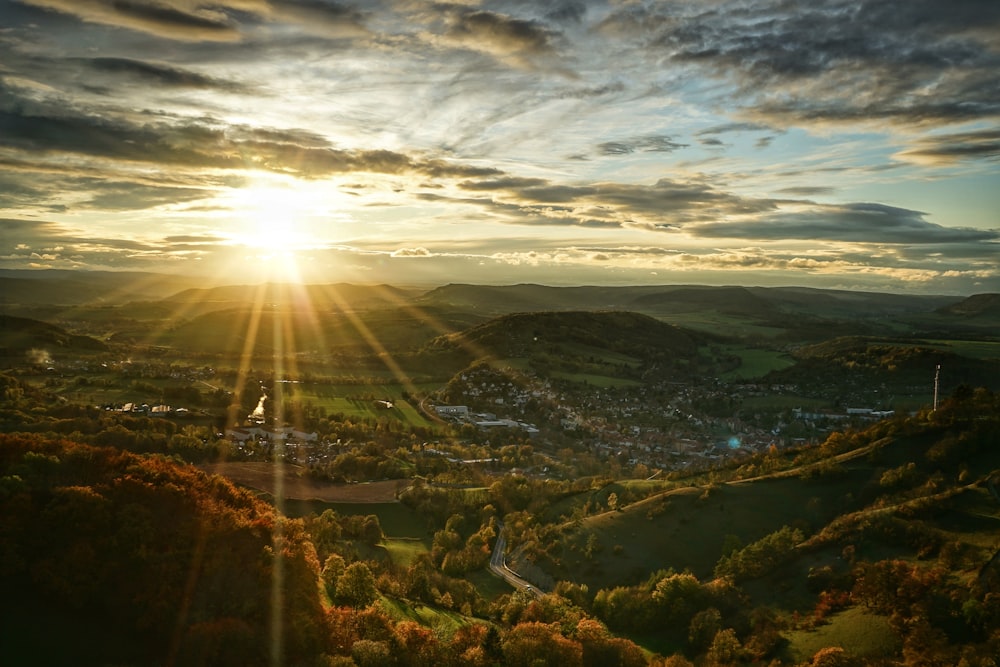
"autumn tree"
502,621,584,667
335,561,379,608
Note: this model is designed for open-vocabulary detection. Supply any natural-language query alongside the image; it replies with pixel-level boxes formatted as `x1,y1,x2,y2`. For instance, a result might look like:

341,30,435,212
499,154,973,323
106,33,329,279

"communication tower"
933,364,941,411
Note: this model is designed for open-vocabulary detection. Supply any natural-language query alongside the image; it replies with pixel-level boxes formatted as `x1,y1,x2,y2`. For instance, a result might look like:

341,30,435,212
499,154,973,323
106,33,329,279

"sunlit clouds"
1,0,998,292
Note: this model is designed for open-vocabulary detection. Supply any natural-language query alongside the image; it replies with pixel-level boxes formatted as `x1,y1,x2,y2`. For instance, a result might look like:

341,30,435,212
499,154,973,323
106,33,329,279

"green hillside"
0,314,108,357
539,389,1000,602
423,310,714,385
142,306,485,359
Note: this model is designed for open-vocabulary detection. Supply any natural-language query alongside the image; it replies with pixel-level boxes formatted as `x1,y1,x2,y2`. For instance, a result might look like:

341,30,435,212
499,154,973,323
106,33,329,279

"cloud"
607,0,1000,127
895,128,1000,165
688,203,1000,244
426,8,562,70
696,122,776,136
16,0,257,41
597,135,687,156
774,186,835,196
390,247,434,258
79,57,251,92
0,83,503,183
80,182,210,211
268,0,370,38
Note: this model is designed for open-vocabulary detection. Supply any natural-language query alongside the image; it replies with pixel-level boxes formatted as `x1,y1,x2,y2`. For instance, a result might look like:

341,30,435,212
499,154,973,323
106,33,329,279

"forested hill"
0,314,107,356
0,435,326,665
420,310,713,382
428,310,704,359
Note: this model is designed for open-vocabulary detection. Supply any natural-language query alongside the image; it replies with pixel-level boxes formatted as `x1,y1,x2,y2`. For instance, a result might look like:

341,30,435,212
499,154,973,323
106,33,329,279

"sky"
1,0,998,294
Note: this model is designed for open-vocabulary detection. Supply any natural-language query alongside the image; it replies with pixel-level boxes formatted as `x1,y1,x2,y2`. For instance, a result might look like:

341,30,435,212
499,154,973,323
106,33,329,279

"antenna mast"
933,364,941,411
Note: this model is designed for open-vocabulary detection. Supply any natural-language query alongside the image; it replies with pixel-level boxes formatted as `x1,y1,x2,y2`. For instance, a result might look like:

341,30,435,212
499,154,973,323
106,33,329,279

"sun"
220,176,337,281
236,184,310,254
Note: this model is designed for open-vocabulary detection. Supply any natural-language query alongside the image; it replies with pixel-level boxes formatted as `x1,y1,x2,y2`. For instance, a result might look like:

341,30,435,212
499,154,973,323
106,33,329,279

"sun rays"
149,260,500,664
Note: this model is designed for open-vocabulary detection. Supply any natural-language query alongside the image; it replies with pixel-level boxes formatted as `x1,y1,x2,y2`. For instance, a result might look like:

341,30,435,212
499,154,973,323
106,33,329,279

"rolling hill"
536,391,1000,596
0,314,107,358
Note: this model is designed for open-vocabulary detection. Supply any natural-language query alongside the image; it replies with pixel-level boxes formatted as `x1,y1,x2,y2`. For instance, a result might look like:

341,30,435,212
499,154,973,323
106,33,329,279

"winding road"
489,521,543,598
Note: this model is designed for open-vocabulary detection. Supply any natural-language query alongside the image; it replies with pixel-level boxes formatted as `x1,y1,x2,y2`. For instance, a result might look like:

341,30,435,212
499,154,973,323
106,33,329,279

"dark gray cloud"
696,122,775,136
604,0,1000,126
444,9,555,59
597,135,687,156
775,186,836,196
79,57,251,92
689,203,1000,244
15,0,250,41
0,83,500,182
80,182,209,211
897,128,1000,164
270,0,368,34
455,174,779,226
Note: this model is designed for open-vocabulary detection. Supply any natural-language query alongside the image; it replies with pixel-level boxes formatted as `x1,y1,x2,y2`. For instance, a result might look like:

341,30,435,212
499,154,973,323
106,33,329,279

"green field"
277,382,442,428
784,606,899,663
720,346,796,380
922,339,1000,360
379,597,472,632
739,394,830,411
655,311,787,338
383,537,432,567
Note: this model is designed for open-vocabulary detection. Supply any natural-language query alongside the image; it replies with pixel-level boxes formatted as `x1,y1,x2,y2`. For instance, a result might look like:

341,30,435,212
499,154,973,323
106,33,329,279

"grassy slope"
545,410,1000,597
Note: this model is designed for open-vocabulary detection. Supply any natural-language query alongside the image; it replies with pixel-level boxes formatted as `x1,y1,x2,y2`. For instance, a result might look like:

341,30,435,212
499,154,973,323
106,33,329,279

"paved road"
489,521,543,598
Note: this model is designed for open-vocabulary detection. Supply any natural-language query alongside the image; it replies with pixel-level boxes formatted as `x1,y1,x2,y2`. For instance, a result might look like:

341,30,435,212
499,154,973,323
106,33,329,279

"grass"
379,597,471,633
288,383,439,428
783,606,899,663
739,394,830,411
467,568,516,601
655,312,787,338
557,342,643,368
382,537,431,567
546,465,874,591
921,339,1000,360
720,346,795,380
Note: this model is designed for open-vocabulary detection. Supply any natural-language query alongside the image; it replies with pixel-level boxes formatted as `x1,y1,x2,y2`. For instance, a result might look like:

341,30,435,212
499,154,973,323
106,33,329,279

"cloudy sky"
1,0,998,293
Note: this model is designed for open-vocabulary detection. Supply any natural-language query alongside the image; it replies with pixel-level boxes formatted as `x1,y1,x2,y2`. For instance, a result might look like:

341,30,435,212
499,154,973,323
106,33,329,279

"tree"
688,608,722,652
351,639,392,667
810,646,860,667
321,553,347,598
335,562,378,608
361,514,384,546
502,622,583,667
706,628,742,666
607,492,619,511
308,510,343,561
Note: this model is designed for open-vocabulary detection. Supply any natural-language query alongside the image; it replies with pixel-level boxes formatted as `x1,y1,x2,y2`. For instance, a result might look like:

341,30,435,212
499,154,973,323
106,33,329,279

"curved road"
489,521,543,598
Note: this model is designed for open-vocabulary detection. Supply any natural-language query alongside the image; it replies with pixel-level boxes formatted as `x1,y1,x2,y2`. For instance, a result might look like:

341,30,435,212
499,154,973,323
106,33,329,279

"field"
739,394,830,411
287,383,439,428
379,598,471,633
922,339,1000,360
719,345,796,380
783,607,899,662
547,464,875,590
655,311,787,338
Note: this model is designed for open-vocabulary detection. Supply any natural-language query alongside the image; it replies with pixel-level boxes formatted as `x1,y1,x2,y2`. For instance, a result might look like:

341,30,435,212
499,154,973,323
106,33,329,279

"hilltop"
0,314,107,358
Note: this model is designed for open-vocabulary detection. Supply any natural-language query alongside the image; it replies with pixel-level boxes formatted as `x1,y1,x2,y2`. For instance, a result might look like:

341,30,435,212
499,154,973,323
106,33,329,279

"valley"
2,270,999,666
